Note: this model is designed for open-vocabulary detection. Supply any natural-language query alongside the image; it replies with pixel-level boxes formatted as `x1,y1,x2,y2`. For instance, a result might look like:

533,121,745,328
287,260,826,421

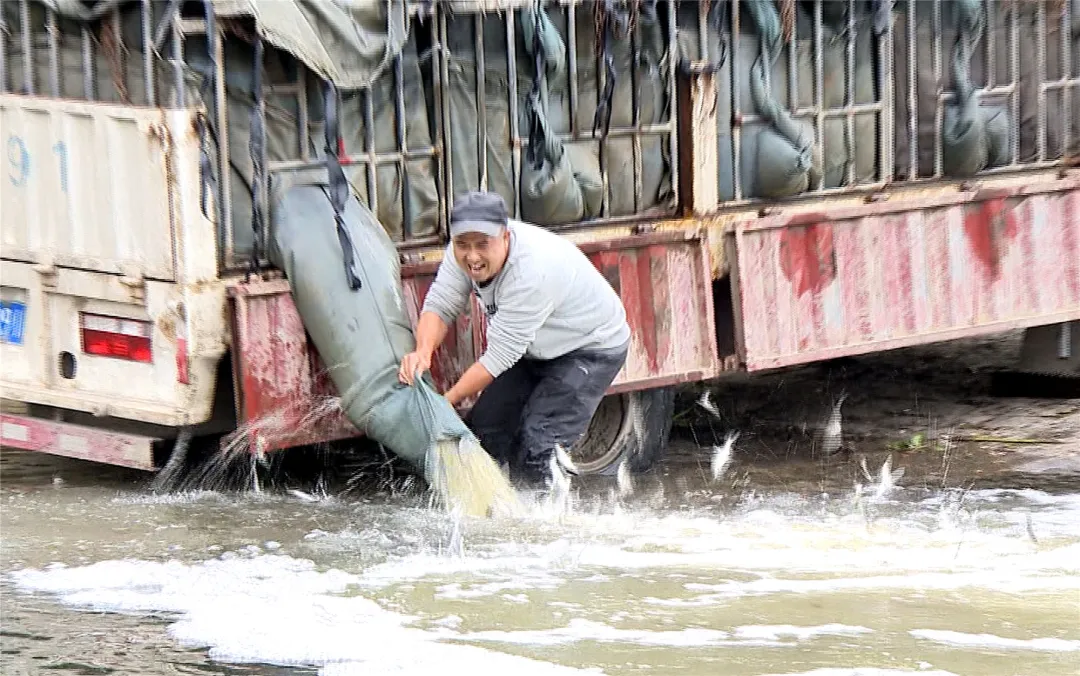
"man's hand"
398,350,432,385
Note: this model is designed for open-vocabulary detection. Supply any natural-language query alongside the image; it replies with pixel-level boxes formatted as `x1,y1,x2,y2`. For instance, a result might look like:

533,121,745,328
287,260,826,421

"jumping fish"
711,431,740,482
616,457,634,498
698,390,721,418
821,391,848,455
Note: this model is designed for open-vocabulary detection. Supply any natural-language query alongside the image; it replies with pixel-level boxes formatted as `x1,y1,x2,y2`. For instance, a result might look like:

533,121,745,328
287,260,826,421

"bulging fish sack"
268,173,520,517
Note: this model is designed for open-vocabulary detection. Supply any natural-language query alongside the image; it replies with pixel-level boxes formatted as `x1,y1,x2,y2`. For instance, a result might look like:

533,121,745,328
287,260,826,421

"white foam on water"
909,629,1080,652
453,619,873,648
733,624,875,641
7,487,1079,674
756,665,959,669
6,554,598,675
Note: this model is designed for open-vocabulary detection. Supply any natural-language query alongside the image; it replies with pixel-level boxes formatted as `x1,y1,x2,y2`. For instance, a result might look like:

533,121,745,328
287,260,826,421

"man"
398,191,631,482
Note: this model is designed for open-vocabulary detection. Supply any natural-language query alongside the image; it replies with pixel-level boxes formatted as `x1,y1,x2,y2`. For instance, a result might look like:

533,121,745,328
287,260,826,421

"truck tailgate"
1,95,177,281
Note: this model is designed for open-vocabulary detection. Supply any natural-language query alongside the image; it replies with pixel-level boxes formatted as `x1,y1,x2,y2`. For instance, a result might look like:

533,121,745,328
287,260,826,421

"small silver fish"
547,451,573,514
821,391,848,455
860,454,904,500
698,390,721,418
287,489,319,503
447,507,466,558
873,454,905,500
616,457,634,498
711,431,740,482
553,443,580,476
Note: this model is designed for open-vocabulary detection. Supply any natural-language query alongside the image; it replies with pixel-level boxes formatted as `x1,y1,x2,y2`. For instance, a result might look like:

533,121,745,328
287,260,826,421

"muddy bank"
664,330,1080,498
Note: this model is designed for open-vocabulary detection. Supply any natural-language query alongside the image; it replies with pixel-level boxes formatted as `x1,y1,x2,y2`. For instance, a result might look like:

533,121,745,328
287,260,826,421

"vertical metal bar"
813,0,824,190
393,54,413,239
932,0,942,177
475,13,488,190
985,0,995,89
46,8,59,96
363,87,378,217
595,4,610,216
788,1,797,116
214,26,232,267
82,25,94,100
568,4,580,138
1063,0,1074,158
630,13,642,213
731,0,743,200
0,11,7,93
428,11,448,240
907,0,917,179
666,0,679,207
698,0,710,65
250,36,267,269
439,10,453,227
1009,1,1019,164
506,10,521,219
880,1,894,183
844,0,856,187
171,23,184,107
142,0,155,105
298,69,309,160
19,0,33,94
1037,1,1047,162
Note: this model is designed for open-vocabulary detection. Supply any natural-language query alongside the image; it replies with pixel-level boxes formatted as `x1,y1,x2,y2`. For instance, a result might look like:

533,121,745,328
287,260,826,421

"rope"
98,16,131,105
780,0,796,43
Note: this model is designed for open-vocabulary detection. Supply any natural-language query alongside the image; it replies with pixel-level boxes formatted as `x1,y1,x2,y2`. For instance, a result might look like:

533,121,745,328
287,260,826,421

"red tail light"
80,313,153,363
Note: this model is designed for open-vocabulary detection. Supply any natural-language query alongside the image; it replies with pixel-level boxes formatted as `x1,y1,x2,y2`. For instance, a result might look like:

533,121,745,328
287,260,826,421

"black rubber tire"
568,386,677,476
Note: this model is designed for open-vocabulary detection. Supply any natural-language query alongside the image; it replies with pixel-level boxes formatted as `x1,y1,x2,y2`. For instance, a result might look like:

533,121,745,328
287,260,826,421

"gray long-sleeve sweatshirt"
421,220,631,378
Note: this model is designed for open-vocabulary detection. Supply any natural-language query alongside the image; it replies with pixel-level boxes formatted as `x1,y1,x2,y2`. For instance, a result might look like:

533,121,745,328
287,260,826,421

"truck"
1,0,1077,479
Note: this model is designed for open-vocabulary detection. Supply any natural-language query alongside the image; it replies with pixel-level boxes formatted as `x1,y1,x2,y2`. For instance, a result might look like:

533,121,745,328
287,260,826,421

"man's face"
452,228,510,283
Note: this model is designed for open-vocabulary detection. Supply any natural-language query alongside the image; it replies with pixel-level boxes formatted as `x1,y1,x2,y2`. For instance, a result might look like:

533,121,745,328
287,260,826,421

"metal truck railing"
2,1,1077,266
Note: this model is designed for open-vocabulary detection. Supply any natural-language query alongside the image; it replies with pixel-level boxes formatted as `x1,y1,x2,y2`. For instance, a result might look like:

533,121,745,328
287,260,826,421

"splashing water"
424,437,524,519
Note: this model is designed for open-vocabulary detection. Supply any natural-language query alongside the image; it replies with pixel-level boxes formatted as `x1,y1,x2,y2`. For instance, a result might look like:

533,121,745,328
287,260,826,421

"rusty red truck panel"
730,180,1080,372
228,280,357,452
0,413,158,470
228,229,719,452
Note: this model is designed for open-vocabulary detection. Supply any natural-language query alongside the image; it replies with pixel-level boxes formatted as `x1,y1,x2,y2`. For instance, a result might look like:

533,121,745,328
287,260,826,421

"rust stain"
778,223,837,297
964,198,1018,280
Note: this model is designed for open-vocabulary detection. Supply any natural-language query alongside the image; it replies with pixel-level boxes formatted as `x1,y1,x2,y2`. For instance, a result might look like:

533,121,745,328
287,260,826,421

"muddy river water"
2,335,1079,676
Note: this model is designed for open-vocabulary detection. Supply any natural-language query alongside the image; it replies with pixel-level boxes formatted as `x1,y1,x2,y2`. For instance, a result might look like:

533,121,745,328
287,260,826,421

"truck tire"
568,386,677,475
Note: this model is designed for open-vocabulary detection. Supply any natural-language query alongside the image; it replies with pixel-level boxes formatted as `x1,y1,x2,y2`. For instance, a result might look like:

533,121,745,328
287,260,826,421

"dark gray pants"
467,343,629,480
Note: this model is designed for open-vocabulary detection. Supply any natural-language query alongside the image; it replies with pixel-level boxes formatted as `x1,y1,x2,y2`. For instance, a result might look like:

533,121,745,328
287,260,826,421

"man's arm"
421,248,472,327
399,250,471,385
444,269,554,404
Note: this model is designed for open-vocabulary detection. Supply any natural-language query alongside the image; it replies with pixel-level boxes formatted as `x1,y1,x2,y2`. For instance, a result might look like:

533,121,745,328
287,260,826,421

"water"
3,439,1078,676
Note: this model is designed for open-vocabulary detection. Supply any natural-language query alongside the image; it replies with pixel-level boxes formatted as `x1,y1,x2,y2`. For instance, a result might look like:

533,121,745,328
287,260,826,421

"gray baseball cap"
450,191,508,238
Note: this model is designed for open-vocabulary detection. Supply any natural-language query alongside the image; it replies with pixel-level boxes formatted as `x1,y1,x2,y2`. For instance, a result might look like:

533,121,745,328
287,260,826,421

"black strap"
525,7,547,171
592,0,629,139
323,82,363,291
196,0,220,226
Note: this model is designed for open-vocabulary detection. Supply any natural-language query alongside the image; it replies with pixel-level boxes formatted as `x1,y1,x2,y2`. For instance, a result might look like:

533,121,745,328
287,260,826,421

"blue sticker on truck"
0,301,27,345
